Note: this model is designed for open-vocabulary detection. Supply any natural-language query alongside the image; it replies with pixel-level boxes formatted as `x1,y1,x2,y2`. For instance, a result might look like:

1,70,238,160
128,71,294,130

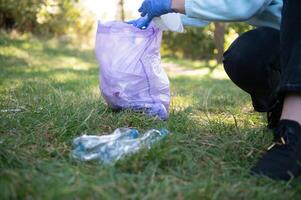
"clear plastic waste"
72,128,170,164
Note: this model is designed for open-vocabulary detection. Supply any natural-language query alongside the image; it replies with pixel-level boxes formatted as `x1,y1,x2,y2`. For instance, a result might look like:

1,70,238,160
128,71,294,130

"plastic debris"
72,128,169,164
95,21,170,120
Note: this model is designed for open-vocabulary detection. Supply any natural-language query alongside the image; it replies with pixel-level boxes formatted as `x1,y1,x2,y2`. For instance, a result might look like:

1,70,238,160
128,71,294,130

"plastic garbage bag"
72,128,170,164
95,21,170,120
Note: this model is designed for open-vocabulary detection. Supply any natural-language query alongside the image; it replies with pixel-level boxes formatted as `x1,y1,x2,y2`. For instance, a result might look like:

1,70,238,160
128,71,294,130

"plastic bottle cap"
153,13,184,33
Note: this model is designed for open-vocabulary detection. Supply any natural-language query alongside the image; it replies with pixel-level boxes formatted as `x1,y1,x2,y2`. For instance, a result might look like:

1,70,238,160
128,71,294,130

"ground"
1,33,301,199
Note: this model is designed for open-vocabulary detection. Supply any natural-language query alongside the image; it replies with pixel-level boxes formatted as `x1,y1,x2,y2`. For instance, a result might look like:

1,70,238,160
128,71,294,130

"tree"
213,22,226,63
116,0,125,21
0,0,92,36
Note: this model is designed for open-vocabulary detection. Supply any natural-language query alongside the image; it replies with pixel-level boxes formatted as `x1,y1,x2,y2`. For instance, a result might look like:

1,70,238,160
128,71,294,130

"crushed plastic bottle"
72,128,169,164
72,128,139,162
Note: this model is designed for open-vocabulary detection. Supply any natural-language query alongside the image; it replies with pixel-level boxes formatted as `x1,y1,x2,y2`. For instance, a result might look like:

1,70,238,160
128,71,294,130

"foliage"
228,22,253,34
162,22,254,61
1,34,301,199
162,25,215,60
0,0,254,60
0,0,93,36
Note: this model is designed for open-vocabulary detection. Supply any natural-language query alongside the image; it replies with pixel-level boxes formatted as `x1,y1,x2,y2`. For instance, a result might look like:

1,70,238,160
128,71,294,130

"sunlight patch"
163,61,228,80
1,46,31,61
210,68,228,80
57,56,92,70
52,73,79,82
171,95,194,111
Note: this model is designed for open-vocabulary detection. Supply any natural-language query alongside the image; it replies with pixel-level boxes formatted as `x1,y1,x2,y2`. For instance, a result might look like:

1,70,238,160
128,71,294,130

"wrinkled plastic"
153,13,184,32
72,128,169,164
95,21,170,120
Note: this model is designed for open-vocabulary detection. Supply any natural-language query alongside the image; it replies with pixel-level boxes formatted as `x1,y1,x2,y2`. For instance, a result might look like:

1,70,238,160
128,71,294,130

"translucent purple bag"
95,21,170,120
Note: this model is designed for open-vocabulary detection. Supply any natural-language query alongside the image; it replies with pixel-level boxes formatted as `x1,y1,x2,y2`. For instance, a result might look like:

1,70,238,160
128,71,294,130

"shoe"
251,120,301,180
267,100,283,129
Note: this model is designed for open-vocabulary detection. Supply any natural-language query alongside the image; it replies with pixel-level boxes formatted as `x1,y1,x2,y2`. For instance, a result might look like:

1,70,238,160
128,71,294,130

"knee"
223,27,280,76
223,43,249,85
223,27,280,85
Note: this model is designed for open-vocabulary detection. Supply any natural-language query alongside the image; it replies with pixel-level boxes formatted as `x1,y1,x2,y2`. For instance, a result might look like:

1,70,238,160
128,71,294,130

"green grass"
1,33,301,200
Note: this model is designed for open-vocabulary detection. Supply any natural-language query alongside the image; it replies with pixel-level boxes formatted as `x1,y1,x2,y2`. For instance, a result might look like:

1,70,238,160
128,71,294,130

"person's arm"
171,0,186,13
172,0,272,22
180,14,209,27
247,0,282,30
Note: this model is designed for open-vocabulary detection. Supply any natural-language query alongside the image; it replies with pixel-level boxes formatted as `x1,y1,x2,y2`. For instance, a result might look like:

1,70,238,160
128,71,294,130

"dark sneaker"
251,120,301,180
267,100,283,129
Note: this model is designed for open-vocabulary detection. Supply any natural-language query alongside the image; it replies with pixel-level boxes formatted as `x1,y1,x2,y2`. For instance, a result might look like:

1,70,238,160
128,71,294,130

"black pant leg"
223,27,281,112
279,0,301,94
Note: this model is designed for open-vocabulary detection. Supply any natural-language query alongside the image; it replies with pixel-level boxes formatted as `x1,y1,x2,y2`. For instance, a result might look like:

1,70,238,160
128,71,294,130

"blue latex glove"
129,0,174,29
127,16,150,30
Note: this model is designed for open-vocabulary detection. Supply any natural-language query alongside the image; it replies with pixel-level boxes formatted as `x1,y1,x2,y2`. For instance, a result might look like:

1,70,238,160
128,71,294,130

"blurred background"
0,0,252,63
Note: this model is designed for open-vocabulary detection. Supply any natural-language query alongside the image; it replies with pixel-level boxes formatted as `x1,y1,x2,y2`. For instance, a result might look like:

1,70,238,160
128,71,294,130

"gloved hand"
129,0,175,29
127,16,150,30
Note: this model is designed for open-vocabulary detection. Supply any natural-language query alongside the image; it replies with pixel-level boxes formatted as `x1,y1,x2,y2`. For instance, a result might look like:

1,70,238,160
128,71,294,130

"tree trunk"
116,0,125,21
213,22,226,64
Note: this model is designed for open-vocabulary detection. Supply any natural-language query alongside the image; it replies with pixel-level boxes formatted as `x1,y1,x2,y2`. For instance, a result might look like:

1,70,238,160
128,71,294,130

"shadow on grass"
0,33,96,69
0,54,28,68
0,34,98,94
